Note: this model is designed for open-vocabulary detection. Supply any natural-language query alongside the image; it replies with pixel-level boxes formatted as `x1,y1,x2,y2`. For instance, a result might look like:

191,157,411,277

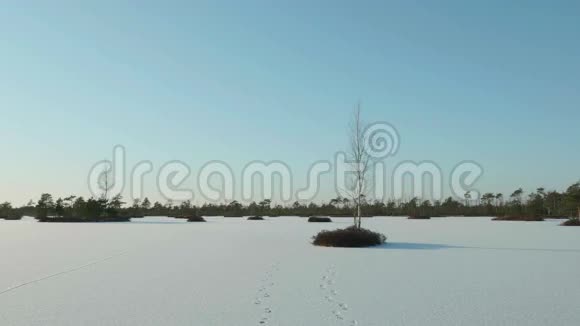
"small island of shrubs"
312,226,386,248
0,202,24,220
187,216,207,222
37,216,131,223
308,216,332,223
492,215,544,222
328,213,373,218
1,215,23,220
247,216,265,220
34,193,130,223
408,215,431,220
224,214,243,218
561,217,580,226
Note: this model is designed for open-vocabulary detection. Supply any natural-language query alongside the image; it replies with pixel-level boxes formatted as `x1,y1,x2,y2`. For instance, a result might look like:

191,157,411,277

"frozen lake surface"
1,216,579,326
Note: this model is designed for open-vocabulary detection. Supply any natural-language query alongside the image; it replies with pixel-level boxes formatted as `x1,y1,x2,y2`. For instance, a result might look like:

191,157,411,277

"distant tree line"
1,181,579,220
1,194,125,220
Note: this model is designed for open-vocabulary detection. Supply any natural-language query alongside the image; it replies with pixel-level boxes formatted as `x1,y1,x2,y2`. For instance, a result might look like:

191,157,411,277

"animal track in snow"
0,251,127,297
254,262,279,325
319,266,358,325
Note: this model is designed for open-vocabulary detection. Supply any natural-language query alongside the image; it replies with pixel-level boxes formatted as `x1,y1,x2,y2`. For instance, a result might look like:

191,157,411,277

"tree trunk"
357,200,362,229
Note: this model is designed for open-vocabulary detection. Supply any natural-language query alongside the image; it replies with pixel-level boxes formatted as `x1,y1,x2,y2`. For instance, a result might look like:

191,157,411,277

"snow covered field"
1,216,579,326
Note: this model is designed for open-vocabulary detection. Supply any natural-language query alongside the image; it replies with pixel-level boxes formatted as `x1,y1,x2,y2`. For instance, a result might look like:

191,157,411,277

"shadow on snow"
373,242,580,253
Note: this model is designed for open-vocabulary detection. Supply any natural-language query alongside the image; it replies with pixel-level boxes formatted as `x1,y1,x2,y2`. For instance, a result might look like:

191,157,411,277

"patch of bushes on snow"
312,226,386,248
561,218,580,226
308,216,332,223
408,215,431,220
492,215,544,222
187,216,207,222
0,214,23,220
247,216,265,220
0,202,23,220
37,216,130,223
224,214,243,218
328,213,373,218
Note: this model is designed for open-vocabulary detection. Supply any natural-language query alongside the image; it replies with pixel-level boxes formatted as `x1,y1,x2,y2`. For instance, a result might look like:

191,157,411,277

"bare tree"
344,104,370,229
464,191,472,207
101,165,110,201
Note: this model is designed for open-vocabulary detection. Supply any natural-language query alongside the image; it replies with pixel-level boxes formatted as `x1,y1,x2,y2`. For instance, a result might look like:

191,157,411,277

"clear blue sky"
1,0,579,204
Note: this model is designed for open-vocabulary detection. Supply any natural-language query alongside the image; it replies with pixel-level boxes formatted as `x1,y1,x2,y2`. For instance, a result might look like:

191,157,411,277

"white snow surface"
1,216,579,326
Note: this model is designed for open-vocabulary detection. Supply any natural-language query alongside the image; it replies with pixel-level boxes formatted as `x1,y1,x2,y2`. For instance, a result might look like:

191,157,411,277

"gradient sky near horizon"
1,0,579,205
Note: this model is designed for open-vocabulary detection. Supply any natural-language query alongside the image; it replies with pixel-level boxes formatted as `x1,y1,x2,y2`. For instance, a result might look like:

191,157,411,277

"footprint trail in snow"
320,266,358,325
254,262,280,325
